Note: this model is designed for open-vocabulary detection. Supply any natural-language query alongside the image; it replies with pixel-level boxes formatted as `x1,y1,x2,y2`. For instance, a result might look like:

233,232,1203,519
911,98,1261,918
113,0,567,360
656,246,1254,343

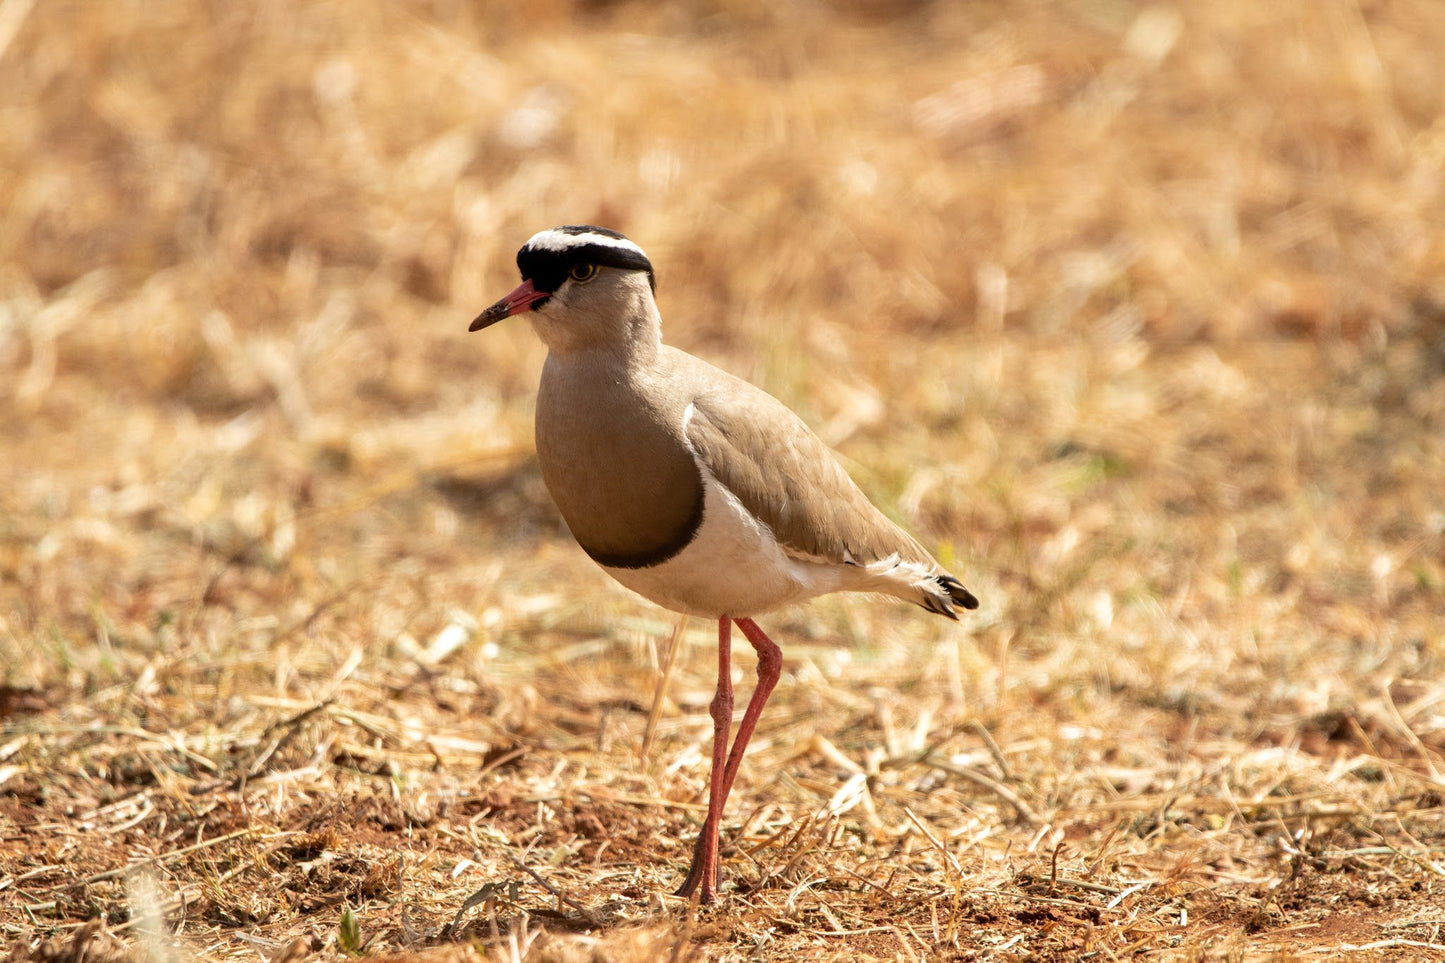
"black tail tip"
939,574,981,611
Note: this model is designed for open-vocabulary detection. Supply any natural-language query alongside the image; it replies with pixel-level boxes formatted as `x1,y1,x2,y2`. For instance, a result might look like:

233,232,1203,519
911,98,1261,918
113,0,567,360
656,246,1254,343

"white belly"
599,472,846,619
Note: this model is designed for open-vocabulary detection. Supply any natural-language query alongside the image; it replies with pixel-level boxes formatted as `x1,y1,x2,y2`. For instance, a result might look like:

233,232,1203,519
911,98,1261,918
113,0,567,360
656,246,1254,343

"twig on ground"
1310,939,1445,953
506,851,602,926
641,615,689,771
918,752,1044,825
965,721,1012,781
903,807,963,877
48,827,273,891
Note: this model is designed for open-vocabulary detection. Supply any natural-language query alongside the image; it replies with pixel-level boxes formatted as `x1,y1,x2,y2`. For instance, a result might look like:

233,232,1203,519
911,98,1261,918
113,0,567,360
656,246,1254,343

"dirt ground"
3,0,1445,959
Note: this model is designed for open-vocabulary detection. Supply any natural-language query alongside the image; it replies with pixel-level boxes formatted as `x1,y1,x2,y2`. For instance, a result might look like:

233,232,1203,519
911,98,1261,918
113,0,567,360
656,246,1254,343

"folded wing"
679,357,978,618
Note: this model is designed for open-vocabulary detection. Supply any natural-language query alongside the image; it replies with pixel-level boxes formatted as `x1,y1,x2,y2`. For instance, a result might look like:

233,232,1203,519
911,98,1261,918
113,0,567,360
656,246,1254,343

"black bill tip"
469,302,510,332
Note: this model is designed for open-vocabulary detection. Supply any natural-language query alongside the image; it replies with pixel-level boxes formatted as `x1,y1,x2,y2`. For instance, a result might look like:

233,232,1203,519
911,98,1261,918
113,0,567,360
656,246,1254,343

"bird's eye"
568,263,598,283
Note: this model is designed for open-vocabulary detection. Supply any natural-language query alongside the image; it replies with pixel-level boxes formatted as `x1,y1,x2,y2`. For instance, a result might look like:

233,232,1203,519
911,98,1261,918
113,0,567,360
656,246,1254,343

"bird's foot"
674,831,723,904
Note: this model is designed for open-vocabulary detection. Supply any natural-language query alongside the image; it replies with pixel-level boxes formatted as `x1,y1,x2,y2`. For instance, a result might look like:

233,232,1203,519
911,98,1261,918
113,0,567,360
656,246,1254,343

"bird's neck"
532,299,664,368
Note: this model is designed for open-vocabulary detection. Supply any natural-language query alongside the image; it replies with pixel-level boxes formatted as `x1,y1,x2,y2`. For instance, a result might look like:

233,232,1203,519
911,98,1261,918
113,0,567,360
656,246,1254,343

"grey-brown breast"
535,355,705,569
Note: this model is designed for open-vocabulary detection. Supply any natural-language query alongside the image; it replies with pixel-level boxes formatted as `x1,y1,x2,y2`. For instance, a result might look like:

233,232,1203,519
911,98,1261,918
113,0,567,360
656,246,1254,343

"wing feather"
669,351,977,615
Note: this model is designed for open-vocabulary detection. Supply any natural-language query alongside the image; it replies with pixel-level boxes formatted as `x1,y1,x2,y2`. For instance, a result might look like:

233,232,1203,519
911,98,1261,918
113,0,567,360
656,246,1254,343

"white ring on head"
524,229,647,259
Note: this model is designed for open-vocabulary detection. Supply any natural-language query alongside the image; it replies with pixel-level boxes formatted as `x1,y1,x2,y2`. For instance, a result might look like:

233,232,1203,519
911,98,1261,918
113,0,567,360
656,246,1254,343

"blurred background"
2,0,1444,958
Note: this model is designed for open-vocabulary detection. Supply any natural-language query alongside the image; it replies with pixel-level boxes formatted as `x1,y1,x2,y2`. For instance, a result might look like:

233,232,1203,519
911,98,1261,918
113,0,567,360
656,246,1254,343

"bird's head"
470,226,658,353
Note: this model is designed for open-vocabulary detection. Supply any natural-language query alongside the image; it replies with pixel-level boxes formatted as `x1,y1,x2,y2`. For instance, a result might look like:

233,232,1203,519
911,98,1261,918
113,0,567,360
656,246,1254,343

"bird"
469,225,979,904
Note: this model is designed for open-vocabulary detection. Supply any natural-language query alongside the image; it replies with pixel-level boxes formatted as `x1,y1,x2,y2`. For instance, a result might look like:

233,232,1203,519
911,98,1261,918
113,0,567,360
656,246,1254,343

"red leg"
676,616,733,901
720,618,783,802
675,616,784,903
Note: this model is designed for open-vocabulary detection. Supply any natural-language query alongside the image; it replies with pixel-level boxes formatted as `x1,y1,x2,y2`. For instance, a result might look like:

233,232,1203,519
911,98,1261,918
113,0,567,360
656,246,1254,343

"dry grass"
3,0,1445,959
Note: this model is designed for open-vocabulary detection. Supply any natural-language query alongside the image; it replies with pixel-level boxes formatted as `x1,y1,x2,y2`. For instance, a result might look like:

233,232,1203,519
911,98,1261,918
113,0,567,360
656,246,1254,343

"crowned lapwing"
470,226,979,903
